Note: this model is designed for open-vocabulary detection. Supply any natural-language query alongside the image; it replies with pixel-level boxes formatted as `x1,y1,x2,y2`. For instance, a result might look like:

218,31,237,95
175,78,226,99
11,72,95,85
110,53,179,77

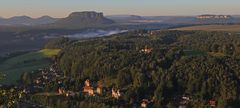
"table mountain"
53,11,114,28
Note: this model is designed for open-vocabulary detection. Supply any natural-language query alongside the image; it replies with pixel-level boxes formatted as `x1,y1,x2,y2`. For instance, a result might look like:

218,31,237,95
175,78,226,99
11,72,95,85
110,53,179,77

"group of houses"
178,96,217,108
57,79,154,108
82,79,103,96
58,79,121,99
137,30,156,37
33,63,65,89
58,87,76,97
82,79,132,101
26,61,217,108
80,79,157,108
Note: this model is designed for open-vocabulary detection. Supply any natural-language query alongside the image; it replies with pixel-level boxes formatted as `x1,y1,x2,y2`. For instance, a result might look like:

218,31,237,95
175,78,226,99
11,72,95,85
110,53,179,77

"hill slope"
0,49,60,85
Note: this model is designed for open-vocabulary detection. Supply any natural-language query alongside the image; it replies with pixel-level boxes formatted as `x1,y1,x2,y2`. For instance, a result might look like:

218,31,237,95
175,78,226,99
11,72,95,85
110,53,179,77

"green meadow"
0,49,60,85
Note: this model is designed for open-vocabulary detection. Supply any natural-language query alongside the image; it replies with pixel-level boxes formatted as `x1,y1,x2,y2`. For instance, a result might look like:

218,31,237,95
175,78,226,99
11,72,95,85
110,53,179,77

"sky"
0,0,240,18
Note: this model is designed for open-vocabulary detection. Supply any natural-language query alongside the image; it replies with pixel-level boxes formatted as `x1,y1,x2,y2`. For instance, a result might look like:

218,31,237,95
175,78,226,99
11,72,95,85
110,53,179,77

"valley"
1,29,240,107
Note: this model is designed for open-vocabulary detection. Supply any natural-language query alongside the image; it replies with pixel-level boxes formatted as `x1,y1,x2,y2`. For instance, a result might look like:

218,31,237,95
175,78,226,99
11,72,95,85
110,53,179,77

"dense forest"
1,30,240,108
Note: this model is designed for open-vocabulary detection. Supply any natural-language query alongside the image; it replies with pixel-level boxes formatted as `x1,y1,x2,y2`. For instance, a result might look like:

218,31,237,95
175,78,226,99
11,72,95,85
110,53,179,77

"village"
30,63,154,108
14,59,217,108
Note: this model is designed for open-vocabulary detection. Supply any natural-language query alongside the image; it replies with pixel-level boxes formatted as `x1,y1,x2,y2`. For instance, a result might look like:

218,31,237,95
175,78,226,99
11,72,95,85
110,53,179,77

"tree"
211,44,220,52
21,72,32,85
0,73,3,81
133,72,145,88
117,69,132,88
154,83,164,107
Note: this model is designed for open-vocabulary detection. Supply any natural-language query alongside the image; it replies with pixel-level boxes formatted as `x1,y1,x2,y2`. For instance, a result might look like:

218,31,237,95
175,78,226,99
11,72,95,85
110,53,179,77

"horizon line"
0,11,239,19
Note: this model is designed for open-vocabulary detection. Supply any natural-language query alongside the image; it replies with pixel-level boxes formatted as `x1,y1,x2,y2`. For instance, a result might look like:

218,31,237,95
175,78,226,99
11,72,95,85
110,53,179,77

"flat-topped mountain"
53,11,114,28
196,14,232,19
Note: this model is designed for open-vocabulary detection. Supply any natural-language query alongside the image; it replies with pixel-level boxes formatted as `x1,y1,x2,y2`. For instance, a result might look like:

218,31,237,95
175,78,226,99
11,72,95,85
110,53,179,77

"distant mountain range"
1,12,240,27
144,15,240,24
0,16,58,26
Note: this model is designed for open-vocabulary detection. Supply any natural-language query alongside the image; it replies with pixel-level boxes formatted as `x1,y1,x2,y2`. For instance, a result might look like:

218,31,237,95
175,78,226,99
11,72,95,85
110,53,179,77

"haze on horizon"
0,0,240,18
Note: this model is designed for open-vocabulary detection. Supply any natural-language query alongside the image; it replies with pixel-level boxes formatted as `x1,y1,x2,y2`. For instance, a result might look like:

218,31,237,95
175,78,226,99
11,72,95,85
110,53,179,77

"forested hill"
3,30,240,108
35,30,240,107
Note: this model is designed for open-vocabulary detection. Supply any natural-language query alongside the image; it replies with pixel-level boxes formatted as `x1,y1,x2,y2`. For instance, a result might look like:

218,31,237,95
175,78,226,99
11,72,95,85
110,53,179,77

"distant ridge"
196,14,232,19
1,12,240,28
0,11,114,27
107,15,144,21
0,16,58,26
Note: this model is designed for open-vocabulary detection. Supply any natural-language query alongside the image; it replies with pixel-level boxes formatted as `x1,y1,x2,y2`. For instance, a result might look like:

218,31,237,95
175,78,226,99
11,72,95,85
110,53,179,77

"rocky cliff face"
68,12,104,18
54,11,114,28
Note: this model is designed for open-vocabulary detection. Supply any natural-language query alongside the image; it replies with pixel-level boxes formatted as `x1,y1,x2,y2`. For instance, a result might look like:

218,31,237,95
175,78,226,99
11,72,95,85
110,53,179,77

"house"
179,104,187,108
83,79,95,96
209,99,217,107
179,100,188,108
179,96,190,108
84,79,91,87
112,88,121,99
23,88,30,94
96,87,103,95
58,87,66,94
182,96,190,101
141,48,153,53
58,81,62,84
35,79,41,84
141,99,150,108
148,31,155,36
96,81,103,95
65,91,75,97
83,86,95,96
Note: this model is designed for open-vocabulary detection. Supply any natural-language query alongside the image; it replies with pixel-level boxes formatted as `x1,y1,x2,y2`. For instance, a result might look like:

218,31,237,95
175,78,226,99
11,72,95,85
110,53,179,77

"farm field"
173,24,240,32
0,49,60,85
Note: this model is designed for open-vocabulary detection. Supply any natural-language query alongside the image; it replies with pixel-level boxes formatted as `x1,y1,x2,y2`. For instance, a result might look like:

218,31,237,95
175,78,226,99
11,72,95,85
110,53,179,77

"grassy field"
0,49,60,85
173,24,240,32
39,49,61,57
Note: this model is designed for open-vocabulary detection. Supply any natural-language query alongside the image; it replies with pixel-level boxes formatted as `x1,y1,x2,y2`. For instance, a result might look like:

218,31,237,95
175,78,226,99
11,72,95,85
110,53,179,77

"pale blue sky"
0,0,239,18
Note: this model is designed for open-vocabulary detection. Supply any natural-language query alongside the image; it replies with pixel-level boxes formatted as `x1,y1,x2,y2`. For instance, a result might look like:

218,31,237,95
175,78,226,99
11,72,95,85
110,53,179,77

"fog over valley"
63,29,128,39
